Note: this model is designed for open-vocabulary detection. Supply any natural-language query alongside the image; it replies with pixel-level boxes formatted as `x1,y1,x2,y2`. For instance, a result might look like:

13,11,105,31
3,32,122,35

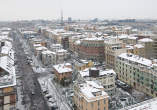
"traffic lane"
14,32,49,110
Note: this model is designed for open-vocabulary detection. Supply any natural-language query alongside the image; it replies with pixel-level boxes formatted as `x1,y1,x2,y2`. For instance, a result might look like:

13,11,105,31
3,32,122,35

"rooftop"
42,50,56,55
121,98,157,110
53,63,72,73
83,37,104,41
79,68,116,77
35,46,47,51
138,38,153,42
0,50,16,88
134,44,144,48
118,53,154,67
79,81,109,102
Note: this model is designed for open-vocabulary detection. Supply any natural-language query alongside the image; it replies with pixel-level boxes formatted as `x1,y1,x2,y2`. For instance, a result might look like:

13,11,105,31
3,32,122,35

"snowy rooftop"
134,44,144,48
35,46,47,51
117,35,129,39
127,36,138,40
121,98,157,110
42,50,56,55
0,54,16,88
83,37,103,41
117,34,137,40
104,36,123,44
74,40,81,45
118,53,154,67
79,68,116,77
0,35,13,41
22,31,37,34
0,32,10,36
33,44,42,47
53,63,72,73
79,81,108,102
126,45,134,50
51,44,62,47
56,49,67,53
138,38,153,42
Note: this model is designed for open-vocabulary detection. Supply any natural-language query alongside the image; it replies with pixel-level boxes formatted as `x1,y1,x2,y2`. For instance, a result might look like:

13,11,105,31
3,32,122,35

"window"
104,99,106,104
98,100,100,106
91,102,93,108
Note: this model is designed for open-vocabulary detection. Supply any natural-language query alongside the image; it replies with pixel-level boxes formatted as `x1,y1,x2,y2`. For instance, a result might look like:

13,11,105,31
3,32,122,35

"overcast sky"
0,0,156,21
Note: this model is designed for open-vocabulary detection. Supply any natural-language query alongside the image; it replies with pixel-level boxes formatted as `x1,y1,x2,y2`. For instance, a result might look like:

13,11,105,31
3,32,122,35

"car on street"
31,90,35,95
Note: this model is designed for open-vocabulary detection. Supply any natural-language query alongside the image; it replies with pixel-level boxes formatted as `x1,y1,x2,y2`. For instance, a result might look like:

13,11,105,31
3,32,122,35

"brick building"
78,37,105,62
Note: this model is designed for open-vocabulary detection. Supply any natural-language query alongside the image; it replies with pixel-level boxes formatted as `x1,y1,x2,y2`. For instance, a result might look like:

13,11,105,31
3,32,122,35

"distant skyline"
0,0,157,21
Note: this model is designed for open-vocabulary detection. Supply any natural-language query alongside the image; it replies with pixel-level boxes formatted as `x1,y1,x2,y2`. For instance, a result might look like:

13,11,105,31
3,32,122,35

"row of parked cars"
42,84,59,110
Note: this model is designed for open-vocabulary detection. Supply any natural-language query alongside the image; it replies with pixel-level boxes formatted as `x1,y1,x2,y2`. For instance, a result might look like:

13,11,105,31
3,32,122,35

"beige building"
56,49,68,64
73,81,109,110
41,50,57,66
126,44,145,57
78,68,116,96
151,35,157,59
138,38,154,59
74,60,94,71
116,53,157,97
35,46,47,60
104,37,127,68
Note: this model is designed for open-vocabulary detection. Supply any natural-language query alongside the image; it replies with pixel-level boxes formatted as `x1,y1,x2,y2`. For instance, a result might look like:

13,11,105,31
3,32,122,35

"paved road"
12,31,49,110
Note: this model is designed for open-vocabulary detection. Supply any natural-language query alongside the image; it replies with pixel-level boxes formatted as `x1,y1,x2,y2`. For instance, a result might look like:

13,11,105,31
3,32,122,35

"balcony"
0,88,16,96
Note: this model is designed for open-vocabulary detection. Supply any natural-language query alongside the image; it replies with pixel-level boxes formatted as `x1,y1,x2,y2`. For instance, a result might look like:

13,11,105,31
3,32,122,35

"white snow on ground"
122,98,157,110
38,74,71,110
32,67,46,73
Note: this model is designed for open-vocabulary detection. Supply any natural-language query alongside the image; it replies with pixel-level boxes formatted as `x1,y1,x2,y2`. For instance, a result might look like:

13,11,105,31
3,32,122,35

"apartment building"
73,81,109,110
53,63,72,82
69,35,85,52
41,50,57,66
78,68,116,96
117,35,138,45
138,38,154,59
74,60,94,71
104,37,126,68
56,49,68,64
50,44,63,52
0,35,16,110
116,53,157,97
78,37,105,62
35,46,47,60
29,38,47,51
150,35,157,59
126,44,145,57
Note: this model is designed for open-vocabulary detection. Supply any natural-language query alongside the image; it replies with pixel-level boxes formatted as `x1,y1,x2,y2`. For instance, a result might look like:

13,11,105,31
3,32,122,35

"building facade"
78,68,116,96
116,53,157,97
73,81,109,110
0,34,16,110
53,63,73,82
104,37,126,68
78,37,105,62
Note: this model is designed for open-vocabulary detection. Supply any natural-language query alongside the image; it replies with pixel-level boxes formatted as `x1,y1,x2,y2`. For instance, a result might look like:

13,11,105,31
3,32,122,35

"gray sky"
0,0,156,21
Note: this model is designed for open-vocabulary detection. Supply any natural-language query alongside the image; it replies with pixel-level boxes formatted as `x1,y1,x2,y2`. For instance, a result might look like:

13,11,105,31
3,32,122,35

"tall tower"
60,9,64,25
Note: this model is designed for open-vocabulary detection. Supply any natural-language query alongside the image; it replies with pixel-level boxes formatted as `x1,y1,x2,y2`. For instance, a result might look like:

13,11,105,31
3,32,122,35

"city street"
12,31,49,110
38,74,72,110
